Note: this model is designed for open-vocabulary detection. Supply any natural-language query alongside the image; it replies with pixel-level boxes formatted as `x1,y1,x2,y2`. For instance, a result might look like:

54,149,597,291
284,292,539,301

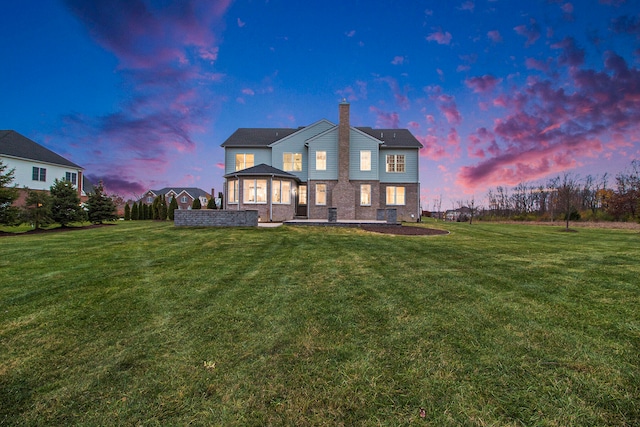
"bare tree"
556,173,581,230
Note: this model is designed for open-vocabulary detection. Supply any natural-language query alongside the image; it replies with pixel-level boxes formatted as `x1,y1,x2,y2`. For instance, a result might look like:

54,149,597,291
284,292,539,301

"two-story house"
221,102,423,222
0,130,86,205
139,188,211,210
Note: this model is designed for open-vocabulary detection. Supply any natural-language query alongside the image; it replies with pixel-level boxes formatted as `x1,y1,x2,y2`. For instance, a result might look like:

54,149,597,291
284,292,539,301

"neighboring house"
139,188,211,210
0,130,86,205
221,101,423,222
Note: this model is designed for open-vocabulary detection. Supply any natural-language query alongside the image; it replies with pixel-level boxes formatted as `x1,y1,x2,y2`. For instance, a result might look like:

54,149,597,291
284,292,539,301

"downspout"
269,174,274,222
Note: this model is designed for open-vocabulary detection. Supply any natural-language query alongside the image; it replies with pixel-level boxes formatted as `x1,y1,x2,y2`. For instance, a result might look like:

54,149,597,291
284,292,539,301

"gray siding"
378,148,420,183
224,148,271,174
308,128,338,180
349,129,380,181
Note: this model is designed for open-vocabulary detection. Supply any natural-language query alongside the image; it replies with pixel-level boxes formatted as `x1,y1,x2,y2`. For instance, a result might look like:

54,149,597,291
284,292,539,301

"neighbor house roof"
224,163,300,180
220,126,422,149
0,130,83,169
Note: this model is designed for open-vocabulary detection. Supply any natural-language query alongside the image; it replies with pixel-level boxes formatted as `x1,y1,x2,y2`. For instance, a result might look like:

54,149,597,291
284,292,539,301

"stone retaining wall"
174,210,258,227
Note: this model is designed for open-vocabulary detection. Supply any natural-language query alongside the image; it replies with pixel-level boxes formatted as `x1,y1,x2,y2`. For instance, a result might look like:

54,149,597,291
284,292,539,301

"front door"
296,185,307,217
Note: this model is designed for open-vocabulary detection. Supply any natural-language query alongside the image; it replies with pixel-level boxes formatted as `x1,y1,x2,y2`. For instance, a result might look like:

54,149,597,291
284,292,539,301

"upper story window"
32,167,46,182
360,151,371,171
315,151,326,171
386,154,405,173
147,196,153,203
64,172,77,185
235,153,254,171
283,153,302,172
181,196,188,203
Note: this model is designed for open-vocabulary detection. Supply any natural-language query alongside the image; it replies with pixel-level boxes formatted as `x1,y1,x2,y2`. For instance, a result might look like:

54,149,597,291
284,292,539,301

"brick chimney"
333,100,355,219
338,100,350,183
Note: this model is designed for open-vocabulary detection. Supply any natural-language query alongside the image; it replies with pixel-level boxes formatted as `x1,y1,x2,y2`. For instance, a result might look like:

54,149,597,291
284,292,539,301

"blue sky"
2,0,640,208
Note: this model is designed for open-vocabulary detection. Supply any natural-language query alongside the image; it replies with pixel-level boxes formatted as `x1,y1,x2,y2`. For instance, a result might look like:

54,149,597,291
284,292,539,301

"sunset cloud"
514,19,541,47
426,30,452,45
465,75,502,93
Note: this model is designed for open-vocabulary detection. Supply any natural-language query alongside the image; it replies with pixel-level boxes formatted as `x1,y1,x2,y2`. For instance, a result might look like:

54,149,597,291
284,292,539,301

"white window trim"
386,154,405,173
386,186,406,206
360,184,371,206
360,150,371,171
315,183,327,206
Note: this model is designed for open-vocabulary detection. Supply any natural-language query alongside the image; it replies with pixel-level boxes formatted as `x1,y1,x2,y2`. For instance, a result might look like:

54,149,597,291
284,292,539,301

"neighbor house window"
315,151,326,171
146,196,153,203
283,153,302,171
360,184,371,206
64,172,77,185
235,153,254,171
360,151,371,171
316,184,327,205
228,179,238,203
32,167,46,182
386,154,405,172
386,186,405,205
244,179,267,203
272,180,291,204
181,196,188,203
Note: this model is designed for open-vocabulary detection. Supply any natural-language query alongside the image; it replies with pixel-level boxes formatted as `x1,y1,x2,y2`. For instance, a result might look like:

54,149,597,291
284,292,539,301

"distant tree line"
0,159,117,228
124,191,223,221
479,160,639,223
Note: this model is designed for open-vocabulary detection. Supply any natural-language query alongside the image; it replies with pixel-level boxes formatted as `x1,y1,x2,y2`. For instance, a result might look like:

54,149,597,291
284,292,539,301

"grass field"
1,220,638,426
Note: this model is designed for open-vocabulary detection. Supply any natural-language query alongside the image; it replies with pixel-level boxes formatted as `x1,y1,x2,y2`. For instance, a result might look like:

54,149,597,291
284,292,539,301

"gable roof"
0,130,83,169
224,163,300,180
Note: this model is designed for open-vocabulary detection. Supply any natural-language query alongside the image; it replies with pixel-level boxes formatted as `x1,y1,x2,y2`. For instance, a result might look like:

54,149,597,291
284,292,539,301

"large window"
283,153,302,171
228,179,238,203
243,179,267,204
315,151,326,171
272,180,291,204
316,184,327,205
360,184,371,206
32,167,46,182
235,153,254,171
360,151,371,171
386,154,405,173
64,172,77,185
386,186,405,205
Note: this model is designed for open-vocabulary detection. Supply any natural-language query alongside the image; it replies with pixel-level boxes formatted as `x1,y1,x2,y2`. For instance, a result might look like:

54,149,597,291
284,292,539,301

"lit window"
360,184,371,206
228,179,238,203
243,179,267,204
360,151,371,171
316,184,327,205
386,154,405,173
235,153,254,171
298,185,307,205
316,151,326,171
272,180,291,204
283,153,302,171
386,186,405,205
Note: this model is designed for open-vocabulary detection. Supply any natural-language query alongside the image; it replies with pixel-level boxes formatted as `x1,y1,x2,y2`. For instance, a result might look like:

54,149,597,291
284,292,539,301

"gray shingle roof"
356,128,423,148
224,163,300,180
220,128,298,147
0,130,83,169
149,187,211,199
220,126,422,149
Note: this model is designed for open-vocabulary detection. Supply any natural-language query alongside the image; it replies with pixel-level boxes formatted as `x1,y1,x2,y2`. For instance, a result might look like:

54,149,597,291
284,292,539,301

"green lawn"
1,221,638,426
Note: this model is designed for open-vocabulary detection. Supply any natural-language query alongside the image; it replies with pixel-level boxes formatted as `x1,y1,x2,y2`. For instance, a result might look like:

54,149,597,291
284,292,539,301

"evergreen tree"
124,203,131,220
50,178,85,227
168,196,178,220
159,194,168,220
0,160,20,225
192,197,202,209
218,191,224,210
86,181,118,224
24,189,52,229
131,202,139,220
152,195,161,220
142,203,149,220
207,196,216,209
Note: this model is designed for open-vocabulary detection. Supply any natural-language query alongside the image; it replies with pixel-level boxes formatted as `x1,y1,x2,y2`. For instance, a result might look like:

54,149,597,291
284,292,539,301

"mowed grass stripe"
0,220,638,425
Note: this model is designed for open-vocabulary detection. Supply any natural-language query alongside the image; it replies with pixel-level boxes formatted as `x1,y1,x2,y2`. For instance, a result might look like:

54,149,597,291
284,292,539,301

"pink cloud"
426,30,452,45
345,30,356,37
237,17,245,27
525,57,549,71
437,95,462,124
514,19,541,47
369,106,400,128
378,76,410,109
551,37,585,67
242,88,255,96
465,75,502,93
391,56,405,65
337,81,367,102
487,30,503,43
459,1,475,12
